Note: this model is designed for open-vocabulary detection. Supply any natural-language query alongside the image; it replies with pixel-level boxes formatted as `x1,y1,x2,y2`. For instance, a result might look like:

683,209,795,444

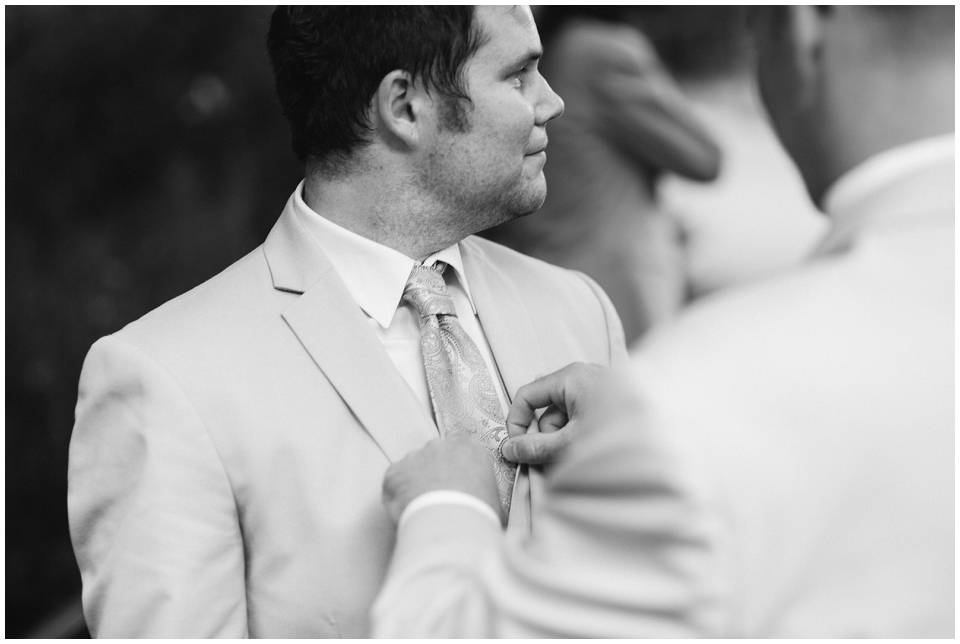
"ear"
786,5,830,107
371,70,430,150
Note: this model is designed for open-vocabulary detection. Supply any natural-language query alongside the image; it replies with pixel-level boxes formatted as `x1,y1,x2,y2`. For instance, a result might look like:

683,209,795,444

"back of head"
869,6,955,58
750,5,954,205
267,7,486,176
633,6,752,81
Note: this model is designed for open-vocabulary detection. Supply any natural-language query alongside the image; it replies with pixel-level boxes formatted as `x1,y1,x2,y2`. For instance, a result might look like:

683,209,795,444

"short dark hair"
267,6,486,173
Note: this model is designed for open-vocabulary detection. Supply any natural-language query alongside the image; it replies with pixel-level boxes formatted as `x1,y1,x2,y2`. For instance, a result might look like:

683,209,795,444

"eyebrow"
504,48,542,72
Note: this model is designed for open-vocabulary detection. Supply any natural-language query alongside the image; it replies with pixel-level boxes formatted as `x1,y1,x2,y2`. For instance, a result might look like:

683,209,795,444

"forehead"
471,5,540,66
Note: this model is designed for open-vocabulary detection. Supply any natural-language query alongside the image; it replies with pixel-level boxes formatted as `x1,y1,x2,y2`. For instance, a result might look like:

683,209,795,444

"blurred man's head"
748,6,954,206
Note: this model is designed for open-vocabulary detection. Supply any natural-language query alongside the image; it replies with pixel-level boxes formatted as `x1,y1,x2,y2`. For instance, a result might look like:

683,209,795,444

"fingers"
538,405,568,434
505,365,577,436
506,363,606,436
504,404,566,439
501,430,569,465
507,410,539,439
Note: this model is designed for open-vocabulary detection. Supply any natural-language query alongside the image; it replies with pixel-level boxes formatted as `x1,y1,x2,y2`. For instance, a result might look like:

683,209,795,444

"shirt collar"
815,133,955,255
419,244,477,310
292,181,477,328
822,134,955,219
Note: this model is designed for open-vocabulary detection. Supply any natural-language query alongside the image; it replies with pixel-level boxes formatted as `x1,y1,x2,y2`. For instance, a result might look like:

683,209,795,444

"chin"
525,178,548,213
459,175,547,235
514,169,547,206
523,190,547,216
468,191,542,237
506,184,546,220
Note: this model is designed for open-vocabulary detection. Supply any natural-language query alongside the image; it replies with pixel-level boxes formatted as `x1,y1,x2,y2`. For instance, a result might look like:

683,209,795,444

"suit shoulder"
462,235,626,364
463,235,616,314
110,244,279,351
462,235,592,289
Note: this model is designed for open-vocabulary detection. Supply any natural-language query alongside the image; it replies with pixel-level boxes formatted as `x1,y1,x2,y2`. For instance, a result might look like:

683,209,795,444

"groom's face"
417,5,565,232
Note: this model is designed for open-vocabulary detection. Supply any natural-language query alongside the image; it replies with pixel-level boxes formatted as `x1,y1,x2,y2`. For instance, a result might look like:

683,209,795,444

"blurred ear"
371,70,431,150
787,5,830,107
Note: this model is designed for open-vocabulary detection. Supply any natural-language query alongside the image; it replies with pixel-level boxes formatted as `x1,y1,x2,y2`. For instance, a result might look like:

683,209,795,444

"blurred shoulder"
550,17,658,72
631,255,857,387
554,17,654,57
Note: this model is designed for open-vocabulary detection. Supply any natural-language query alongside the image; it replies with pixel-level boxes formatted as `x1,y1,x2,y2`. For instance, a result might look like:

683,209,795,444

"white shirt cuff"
397,490,502,531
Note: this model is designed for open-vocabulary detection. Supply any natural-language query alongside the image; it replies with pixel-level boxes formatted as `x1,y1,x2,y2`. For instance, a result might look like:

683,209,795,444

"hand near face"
382,434,503,525
501,362,608,465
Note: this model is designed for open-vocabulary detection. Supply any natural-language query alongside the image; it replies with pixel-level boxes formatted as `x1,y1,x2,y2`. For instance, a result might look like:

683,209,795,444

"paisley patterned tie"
403,262,516,516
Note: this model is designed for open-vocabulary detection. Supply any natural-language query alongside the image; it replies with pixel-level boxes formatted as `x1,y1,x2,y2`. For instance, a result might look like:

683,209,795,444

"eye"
512,67,529,87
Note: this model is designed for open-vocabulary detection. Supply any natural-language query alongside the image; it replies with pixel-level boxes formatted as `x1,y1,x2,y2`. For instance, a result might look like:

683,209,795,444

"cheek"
476,95,536,147
511,100,537,139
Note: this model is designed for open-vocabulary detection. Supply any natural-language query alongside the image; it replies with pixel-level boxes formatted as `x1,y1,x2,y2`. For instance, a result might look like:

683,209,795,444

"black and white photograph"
6,5,954,638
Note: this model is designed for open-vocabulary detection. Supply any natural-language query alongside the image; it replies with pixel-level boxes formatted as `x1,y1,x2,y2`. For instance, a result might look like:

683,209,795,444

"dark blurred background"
6,6,302,636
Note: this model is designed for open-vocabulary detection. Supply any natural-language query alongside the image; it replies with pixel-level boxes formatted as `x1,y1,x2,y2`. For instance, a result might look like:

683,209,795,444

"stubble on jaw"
434,94,546,222
422,145,546,238
438,94,472,134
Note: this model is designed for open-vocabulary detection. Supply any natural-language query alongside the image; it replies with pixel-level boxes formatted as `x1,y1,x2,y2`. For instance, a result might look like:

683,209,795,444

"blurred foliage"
6,6,302,636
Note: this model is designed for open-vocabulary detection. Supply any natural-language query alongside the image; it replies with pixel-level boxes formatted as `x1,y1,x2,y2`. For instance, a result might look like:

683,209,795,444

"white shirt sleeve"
398,490,502,531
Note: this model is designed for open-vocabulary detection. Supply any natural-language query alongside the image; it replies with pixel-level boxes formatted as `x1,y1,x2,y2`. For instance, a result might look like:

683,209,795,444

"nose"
535,75,564,125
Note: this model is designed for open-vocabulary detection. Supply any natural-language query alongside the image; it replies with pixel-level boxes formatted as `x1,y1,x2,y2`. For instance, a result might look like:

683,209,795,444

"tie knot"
403,263,457,318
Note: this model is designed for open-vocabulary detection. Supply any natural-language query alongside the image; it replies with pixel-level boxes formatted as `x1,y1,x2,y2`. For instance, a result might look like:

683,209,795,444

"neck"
834,64,952,185
808,9,955,206
302,169,462,260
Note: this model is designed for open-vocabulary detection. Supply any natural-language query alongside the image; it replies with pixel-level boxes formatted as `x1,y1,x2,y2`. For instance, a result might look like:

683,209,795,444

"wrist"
398,490,502,530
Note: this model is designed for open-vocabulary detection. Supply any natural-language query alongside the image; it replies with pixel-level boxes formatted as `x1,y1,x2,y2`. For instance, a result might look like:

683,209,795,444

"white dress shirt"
292,181,512,421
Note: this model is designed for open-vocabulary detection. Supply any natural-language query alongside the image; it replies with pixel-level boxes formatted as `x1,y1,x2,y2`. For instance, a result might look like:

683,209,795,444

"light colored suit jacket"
67,195,627,637
372,149,954,637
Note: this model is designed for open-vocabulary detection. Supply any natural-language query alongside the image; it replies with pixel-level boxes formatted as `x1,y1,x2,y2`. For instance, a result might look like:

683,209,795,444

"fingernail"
501,441,516,462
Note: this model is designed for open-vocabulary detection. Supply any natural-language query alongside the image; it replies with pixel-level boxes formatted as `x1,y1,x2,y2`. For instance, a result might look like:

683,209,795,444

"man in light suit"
373,6,954,637
67,6,627,637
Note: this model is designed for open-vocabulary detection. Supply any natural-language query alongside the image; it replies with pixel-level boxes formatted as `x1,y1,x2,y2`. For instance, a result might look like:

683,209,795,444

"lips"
525,138,548,156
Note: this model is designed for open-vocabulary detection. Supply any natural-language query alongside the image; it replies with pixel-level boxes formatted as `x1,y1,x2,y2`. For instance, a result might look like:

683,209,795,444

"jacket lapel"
264,198,437,463
460,239,548,400
461,238,549,536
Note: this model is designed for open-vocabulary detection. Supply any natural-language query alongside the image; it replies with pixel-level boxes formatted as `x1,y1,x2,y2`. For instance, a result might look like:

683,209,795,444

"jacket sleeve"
371,367,728,638
68,335,248,637
370,504,505,638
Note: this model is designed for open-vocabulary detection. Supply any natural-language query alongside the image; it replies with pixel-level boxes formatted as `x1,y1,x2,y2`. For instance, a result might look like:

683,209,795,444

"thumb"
501,430,569,465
